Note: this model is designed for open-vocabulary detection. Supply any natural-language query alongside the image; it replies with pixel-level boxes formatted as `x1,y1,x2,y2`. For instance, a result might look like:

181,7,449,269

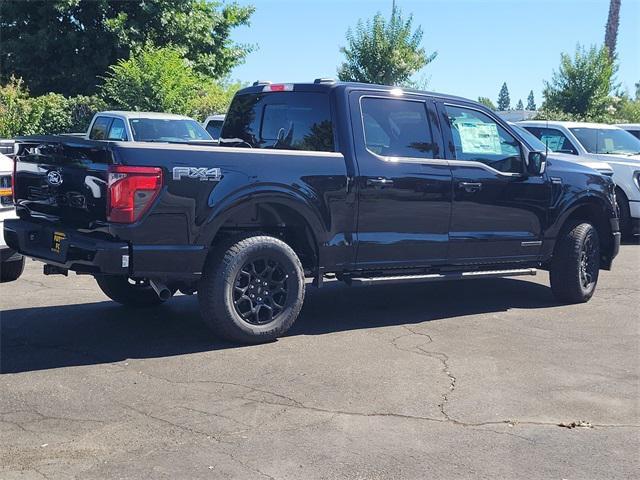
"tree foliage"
0,0,254,96
0,77,106,137
497,82,510,110
516,99,524,110
526,90,536,111
99,46,240,121
604,0,621,57
477,97,496,110
337,3,437,86
542,44,617,119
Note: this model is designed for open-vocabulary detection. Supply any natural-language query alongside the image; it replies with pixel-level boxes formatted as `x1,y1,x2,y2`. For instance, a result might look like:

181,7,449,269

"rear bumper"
3,219,207,279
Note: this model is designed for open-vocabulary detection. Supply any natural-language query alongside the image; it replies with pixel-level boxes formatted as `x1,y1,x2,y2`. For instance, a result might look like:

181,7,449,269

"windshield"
129,118,212,142
570,127,640,155
511,124,548,151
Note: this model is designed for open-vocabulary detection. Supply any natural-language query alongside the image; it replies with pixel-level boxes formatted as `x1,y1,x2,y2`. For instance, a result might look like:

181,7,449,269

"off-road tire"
1,257,25,283
95,275,168,307
549,222,600,303
198,234,305,344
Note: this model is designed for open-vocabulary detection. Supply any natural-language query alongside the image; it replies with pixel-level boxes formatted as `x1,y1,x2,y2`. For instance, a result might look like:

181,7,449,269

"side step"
348,268,537,287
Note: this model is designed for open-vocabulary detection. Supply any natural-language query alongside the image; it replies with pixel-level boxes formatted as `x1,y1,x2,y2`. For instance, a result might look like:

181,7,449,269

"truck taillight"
107,166,163,223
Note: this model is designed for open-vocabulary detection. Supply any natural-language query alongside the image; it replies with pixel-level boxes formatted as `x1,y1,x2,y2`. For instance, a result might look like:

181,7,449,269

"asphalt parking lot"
1,246,639,479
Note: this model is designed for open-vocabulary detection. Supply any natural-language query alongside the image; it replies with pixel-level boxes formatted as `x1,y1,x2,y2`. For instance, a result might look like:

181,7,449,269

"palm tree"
604,0,621,57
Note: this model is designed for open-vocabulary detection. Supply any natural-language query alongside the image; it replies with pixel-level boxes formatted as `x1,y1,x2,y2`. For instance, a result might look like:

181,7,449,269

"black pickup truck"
5,80,620,343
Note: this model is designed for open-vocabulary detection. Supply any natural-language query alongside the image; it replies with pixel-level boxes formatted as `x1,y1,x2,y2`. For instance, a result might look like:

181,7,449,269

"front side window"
89,116,112,140
445,105,523,173
107,118,127,141
523,127,577,155
570,127,640,155
361,97,436,159
220,92,334,152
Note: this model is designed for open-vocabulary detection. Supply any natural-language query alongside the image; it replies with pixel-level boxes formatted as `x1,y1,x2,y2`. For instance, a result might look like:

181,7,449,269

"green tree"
0,0,254,97
477,97,496,110
100,46,237,118
542,44,617,119
516,99,524,110
497,82,510,110
604,0,621,57
337,2,437,86
526,90,536,110
635,81,640,100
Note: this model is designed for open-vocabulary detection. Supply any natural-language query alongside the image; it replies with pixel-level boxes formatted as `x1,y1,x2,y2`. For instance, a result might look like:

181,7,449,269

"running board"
348,268,537,287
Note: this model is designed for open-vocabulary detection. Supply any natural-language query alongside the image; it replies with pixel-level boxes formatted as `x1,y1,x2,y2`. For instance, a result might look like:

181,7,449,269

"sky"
229,0,640,107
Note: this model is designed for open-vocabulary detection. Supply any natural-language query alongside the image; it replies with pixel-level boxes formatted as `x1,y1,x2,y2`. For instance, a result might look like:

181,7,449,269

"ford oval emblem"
47,170,63,186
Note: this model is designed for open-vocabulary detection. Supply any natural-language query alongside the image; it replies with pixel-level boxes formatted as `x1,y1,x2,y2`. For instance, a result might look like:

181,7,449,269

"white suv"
519,121,640,238
0,152,24,282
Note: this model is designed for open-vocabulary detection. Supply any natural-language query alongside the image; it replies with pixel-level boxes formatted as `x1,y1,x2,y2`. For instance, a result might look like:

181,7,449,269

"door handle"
458,181,482,193
367,177,394,187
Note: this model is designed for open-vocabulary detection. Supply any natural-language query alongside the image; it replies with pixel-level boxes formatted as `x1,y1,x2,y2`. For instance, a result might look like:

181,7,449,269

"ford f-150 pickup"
4,80,621,343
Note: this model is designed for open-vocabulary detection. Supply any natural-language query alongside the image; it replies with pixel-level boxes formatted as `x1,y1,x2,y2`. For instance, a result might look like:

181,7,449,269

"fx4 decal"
173,166,222,182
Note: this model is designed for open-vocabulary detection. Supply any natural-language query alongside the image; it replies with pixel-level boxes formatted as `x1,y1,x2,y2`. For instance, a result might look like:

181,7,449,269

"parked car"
203,114,226,140
616,123,640,140
509,123,614,177
518,121,640,238
6,81,620,343
0,152,24,282
86,111,214,143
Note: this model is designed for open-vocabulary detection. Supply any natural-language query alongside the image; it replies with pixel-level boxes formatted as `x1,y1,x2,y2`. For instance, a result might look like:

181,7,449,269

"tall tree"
516,99,524,110
0,0,254,96
526,90,537,110
477,97,496,110
604,0,622,57
497,82,510,110
542,44,617,118
635,81,640,100
338,1,437,85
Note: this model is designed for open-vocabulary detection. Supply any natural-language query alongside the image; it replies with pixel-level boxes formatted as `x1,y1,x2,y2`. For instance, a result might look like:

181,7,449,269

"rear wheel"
1,257,25,283
95,275,169,307
198,235,305,344
550,222,600,303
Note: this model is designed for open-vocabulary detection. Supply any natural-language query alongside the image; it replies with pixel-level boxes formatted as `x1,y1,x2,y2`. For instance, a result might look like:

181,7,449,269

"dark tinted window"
89,116,112,140
361,98,435,158
220,92,334,151
205,120,224,140
107,118,127,141
523,127,577,155
445,105,523,173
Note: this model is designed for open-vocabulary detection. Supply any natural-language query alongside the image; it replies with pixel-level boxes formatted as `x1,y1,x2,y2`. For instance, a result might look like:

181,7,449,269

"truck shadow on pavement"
1,278,556,374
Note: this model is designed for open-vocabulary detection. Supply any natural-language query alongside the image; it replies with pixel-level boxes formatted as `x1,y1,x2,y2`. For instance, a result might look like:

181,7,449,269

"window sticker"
603,137,614,152
540,134,563,151
110,126,125,139
455,120,501,154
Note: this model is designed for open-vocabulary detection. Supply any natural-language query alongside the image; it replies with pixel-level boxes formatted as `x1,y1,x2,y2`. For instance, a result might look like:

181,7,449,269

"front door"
350,92,452,268
439,103,552,263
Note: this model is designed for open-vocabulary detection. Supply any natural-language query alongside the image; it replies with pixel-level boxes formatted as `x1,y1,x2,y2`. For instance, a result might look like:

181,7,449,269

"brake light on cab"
262,84,293,92
107,165,163,223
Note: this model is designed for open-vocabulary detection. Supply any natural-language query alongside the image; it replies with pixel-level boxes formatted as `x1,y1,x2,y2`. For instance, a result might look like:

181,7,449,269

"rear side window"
89,116,112,140
361,97,436,158
205,120,224,140
220,92,334,151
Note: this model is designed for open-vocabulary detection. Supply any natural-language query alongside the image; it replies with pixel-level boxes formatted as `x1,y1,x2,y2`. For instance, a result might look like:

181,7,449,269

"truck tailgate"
14,136,113,225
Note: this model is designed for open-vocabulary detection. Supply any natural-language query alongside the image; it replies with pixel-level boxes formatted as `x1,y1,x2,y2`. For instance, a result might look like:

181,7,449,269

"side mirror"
527,151,546,176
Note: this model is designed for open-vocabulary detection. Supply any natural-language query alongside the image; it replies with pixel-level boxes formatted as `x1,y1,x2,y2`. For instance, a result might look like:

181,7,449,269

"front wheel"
95,275,169,307
550,222,600,303
1,257,25,283
198,235,305,344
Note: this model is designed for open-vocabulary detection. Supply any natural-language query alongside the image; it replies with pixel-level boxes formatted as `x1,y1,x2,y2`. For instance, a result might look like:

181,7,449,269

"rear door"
350,92,452,268
438,102,551,263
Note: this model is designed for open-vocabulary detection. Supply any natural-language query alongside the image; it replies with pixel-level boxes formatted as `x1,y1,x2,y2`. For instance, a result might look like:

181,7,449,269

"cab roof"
235,81,473,104
97,111,194,120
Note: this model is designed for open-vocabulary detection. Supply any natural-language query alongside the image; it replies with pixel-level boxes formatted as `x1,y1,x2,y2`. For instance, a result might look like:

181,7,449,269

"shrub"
186,81,242,122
